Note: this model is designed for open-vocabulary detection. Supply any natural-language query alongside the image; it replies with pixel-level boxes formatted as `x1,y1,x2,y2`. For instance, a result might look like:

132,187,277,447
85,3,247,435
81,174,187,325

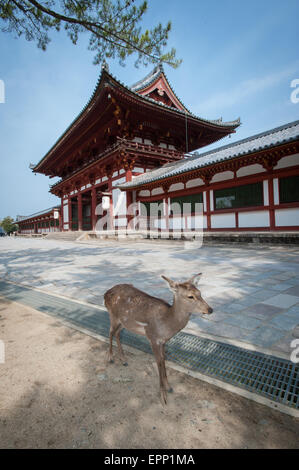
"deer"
104,273,213,405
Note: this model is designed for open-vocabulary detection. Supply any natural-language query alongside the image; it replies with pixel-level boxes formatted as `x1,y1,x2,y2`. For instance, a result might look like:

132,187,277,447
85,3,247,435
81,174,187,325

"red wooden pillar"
105,179,113,230
164,197,169,235
206,189,211,231
126,169,132,182
126,190,133,230
126,170,133,230
68,197,72,231
60,197,64,231
268,173,275,230
78,192,83,231
91,186,97,231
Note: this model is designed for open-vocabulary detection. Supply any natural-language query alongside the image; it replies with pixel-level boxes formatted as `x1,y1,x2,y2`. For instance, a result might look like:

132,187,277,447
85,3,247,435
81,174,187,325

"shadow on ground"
0,298,298,449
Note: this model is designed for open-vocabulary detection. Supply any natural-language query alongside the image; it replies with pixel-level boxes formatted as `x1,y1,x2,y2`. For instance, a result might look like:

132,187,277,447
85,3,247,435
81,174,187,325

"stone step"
45,231,81,241
44,230,299,245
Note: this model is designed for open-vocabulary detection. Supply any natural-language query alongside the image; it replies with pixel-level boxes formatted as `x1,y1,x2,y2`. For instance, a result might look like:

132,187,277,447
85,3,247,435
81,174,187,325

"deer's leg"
150,340,169,405
161,344,173,393
107,319,121,364
115,326,128,366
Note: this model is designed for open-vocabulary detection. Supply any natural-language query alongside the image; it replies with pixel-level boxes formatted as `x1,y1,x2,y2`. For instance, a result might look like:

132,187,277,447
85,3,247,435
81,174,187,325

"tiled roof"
33,65,240,173
131,63,190,113
117,120,299,189
16,206,60,223
131,63,164,92
131,63,240,126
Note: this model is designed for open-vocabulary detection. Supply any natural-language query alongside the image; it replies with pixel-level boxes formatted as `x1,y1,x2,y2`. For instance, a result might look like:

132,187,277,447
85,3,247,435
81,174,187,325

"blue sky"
0,0,298,219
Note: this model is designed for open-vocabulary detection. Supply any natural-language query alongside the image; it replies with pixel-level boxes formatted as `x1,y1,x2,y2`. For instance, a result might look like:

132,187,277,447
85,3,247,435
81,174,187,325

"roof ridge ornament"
102,60,109,73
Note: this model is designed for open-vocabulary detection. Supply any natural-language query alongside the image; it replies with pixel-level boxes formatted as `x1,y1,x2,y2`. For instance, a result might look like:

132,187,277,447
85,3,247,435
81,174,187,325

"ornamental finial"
102,60,109,72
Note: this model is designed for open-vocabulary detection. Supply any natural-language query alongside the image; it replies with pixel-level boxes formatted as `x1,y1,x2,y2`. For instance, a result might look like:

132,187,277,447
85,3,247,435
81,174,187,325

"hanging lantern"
102,196,110,210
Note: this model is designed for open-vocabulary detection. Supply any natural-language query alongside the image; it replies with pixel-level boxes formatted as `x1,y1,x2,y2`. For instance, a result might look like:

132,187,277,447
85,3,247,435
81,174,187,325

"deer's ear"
189,273,202,286
161,275,178,292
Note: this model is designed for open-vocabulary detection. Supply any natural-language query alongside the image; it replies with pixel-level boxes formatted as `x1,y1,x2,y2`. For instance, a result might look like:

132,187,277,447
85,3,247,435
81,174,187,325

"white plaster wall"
263,180,269,206
186,215,204,231
151,187,164,196
237,164,265,177
203,192,207,212
133,167,144,172
169,217,185,230
273,178,279,204
114,217,127,227
139,190,150,197
112,188,127,215
211,213,235,229
186,178,204,188
154,218,166,229
211,171,234,183
275,208,299,226
63,204,69,223
238,211,270,228
169,182,184,192
210,191,214,211
274,153,299,169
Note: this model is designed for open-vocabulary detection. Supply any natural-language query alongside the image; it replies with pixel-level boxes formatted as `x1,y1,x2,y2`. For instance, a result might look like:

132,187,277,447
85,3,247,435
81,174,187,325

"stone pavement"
0,237,298,358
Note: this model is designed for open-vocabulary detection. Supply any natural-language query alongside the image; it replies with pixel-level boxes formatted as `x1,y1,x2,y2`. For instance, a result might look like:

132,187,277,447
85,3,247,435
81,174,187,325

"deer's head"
162,273,213,315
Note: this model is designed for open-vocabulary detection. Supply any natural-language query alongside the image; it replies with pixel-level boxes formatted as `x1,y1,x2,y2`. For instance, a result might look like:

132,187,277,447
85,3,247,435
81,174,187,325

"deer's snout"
208,307,213,314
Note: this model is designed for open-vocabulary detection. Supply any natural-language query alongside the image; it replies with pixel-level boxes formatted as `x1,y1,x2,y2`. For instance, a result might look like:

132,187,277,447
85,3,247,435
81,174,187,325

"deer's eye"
188,295,194,300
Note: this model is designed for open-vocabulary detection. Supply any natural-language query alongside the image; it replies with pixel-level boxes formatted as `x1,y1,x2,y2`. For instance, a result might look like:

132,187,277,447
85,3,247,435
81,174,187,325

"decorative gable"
131,64,188,112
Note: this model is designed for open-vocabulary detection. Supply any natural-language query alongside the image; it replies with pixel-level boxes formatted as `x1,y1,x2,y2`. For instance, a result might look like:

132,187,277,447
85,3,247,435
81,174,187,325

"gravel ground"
0,296,298,449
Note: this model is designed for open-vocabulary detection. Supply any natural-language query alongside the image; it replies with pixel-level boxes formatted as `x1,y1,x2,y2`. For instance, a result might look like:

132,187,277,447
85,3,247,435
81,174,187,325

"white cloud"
198,61,299,112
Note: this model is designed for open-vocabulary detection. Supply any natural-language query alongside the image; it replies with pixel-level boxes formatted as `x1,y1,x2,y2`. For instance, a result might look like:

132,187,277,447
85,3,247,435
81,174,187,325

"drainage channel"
0,280,298,414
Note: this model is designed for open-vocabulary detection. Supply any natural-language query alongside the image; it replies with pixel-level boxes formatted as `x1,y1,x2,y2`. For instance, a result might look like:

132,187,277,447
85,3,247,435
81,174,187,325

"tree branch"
26,0,169,64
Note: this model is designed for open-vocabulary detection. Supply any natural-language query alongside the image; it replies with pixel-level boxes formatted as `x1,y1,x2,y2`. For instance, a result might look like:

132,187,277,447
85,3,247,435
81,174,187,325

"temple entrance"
69,184,110,231
80,192,91,231
71,199,78,231
70,195,92,231
82,197,92,231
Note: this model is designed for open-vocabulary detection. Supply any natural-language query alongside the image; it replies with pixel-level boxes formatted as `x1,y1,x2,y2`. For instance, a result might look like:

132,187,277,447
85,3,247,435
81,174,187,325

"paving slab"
268,314,299,331
262,294,299,309
0,236,299,358
268,282,298,292
242,326,287,348
246,289,278,302
242,303,286,318
284,285,299,296
223,315,263,330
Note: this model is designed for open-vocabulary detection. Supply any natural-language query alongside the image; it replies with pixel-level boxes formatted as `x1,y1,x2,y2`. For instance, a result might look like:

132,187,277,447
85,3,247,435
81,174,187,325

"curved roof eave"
33,66,240,172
